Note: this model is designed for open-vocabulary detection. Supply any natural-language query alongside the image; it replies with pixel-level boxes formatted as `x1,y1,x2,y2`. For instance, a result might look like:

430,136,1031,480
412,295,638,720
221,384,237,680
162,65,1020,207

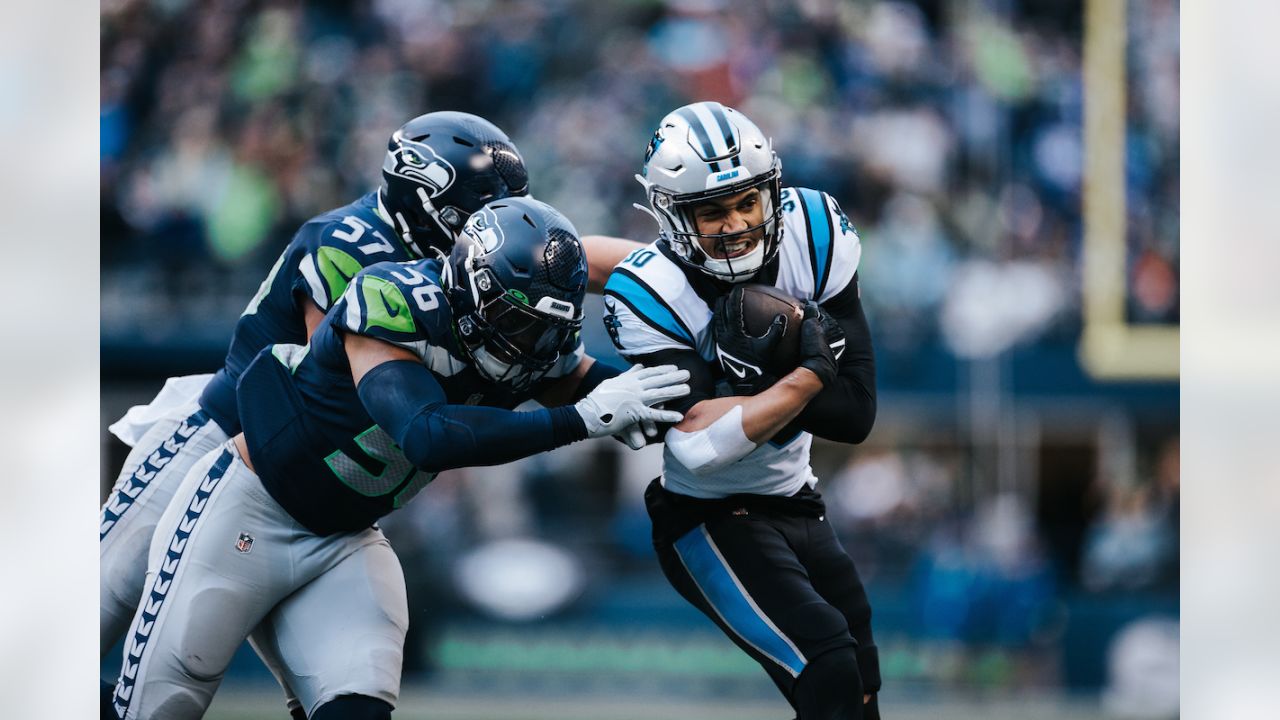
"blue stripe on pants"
674,524,807,677
100,410,211,541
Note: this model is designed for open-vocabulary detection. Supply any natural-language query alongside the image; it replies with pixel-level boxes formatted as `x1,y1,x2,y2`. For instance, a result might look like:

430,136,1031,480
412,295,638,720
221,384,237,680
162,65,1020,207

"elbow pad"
665,404,756,475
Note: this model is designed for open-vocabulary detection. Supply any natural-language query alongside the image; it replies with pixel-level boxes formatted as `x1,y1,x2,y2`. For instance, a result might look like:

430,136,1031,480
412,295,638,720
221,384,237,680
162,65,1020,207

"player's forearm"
357,360,587,473
400,403,586,472
665,368,820,474
678,367,823,444
582,235,643,293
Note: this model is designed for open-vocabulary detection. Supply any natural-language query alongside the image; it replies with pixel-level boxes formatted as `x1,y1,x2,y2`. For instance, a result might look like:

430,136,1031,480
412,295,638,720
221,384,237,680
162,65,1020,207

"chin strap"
379,190,430,259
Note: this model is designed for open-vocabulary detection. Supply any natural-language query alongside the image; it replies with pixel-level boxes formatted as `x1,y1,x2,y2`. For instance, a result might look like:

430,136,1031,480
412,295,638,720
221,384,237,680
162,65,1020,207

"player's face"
690,188,765,259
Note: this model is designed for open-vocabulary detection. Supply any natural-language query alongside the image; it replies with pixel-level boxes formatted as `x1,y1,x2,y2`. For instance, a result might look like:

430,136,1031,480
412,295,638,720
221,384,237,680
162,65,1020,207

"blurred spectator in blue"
915,493,1056,646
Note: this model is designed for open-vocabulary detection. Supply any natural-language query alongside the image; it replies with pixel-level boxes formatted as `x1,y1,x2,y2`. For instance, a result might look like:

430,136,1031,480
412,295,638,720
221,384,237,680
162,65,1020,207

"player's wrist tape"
665,404,755,474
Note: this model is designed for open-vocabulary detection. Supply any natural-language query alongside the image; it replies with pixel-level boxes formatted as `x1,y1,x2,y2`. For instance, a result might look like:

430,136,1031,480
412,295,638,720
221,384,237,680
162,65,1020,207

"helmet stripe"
689,102,732,159
675,105,722,171
705,102,739,154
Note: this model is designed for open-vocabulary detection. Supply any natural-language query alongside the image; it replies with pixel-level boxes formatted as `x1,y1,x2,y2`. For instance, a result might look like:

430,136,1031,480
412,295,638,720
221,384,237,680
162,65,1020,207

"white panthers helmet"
635,101,783,282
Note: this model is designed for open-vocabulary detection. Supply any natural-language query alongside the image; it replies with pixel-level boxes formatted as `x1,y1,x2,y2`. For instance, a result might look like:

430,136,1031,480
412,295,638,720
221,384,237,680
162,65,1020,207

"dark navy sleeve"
357,360,587,473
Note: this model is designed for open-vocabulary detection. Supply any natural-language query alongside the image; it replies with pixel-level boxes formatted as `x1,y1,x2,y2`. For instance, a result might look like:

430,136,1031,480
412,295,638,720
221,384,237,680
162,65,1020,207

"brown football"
735,284,804,375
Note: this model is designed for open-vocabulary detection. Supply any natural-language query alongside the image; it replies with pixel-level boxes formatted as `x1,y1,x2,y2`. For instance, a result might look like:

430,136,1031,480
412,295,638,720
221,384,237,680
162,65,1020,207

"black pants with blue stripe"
645,479,880,718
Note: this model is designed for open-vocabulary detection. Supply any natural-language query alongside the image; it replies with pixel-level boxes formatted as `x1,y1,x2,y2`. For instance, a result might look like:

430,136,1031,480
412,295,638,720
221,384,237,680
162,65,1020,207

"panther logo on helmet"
387,138,456,197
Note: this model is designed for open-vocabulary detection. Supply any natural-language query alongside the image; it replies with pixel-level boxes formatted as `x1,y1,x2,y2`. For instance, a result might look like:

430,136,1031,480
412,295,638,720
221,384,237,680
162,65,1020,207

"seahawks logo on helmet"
386,138,456,197
462,205,505,252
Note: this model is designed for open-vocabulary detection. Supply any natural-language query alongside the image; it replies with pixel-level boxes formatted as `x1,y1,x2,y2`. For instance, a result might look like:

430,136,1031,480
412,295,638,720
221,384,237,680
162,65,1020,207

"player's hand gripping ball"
713,286,848,395
796,300,845,388
712,284,804,395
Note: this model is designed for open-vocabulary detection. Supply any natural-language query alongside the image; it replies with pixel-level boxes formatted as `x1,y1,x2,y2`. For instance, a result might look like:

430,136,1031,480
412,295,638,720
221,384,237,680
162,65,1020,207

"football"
732,283,805,375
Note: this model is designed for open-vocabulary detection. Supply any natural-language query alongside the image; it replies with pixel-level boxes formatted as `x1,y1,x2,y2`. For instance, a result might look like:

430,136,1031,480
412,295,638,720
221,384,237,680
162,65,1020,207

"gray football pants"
110,441,408,720
101,402,229,657
101,403,310,715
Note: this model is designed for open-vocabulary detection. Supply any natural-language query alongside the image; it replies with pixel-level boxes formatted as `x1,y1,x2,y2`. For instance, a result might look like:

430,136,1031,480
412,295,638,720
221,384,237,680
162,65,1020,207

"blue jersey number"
780,188,796,214
623,248,657,268
390,265,445,311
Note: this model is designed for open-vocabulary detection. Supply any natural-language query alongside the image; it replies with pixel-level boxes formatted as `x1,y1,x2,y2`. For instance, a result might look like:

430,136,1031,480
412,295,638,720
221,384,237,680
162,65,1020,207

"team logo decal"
603,297,624,350
462,206,505,252
643,126,666,165
387,137,456,197
236,532,254,554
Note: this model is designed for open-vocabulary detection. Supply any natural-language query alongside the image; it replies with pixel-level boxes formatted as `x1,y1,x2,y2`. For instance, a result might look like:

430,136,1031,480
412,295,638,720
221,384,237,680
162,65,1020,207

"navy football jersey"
199,191,419,435
237,259,585,534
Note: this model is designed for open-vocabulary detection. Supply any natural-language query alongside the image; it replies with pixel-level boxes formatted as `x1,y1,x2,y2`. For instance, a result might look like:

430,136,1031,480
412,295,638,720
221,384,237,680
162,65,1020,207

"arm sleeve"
357,360,588,473
793,274,876,443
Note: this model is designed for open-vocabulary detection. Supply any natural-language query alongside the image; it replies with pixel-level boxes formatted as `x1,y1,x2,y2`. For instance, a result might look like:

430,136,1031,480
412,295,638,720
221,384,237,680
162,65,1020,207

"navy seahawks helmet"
443,196,587,392
380,111,530,259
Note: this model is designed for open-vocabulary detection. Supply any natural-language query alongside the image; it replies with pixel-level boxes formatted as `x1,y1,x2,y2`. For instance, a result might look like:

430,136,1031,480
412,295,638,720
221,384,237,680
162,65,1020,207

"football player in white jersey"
602,101,881,719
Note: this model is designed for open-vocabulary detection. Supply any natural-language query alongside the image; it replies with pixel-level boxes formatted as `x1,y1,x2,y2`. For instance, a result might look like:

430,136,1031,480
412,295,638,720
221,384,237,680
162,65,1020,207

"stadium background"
100,0,1179,718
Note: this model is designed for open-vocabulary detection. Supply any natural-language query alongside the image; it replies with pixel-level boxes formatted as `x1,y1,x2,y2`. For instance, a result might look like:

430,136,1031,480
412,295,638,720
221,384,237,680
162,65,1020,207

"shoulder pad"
296,208,413,310
331,260,450,352
780,187,862,303
602,246,713,359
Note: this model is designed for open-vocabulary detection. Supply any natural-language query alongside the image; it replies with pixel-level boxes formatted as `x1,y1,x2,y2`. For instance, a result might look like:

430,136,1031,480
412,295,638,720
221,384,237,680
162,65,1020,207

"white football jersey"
602,186,862,498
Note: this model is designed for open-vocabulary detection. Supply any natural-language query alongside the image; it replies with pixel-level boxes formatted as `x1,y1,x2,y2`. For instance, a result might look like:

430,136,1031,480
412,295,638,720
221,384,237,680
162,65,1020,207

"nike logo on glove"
715,345,763,379
830,337,846,360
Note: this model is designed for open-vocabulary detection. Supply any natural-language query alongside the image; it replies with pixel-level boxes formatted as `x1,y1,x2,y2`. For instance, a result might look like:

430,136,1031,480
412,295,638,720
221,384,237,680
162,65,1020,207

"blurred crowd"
101,0,1180,353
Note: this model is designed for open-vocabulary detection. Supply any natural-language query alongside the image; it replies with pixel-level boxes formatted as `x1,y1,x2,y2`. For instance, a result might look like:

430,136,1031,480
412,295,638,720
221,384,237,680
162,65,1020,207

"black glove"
797,301,840,387
712,288,789,394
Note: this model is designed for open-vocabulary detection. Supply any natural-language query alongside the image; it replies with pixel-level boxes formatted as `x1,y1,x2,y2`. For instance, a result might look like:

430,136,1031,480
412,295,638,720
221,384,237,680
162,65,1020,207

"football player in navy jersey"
109,196,689,720
603,101,881,719
100,111,639,716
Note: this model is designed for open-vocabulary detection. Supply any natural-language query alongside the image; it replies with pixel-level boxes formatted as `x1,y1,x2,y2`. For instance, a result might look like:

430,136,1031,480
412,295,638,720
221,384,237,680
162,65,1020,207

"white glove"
575,364,689,439
617,417,660,451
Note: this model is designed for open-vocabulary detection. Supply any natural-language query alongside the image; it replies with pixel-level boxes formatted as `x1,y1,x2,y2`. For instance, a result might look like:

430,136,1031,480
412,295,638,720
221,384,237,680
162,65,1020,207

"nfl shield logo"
236,532,254,554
